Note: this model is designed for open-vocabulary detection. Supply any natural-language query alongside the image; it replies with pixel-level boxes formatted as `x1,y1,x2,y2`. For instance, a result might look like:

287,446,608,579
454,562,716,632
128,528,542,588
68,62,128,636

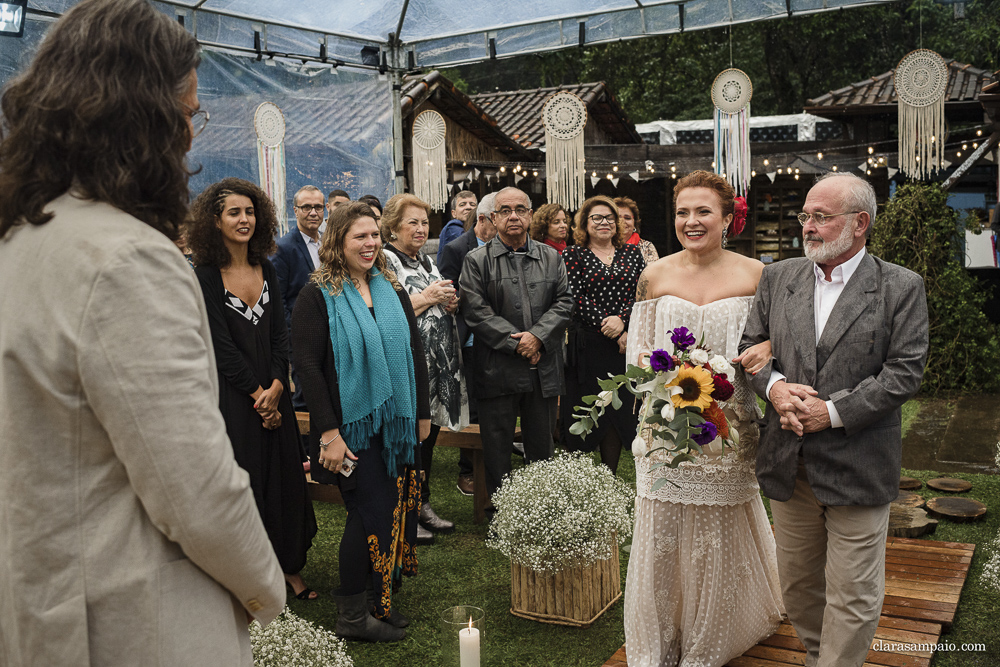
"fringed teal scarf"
323,272,417,477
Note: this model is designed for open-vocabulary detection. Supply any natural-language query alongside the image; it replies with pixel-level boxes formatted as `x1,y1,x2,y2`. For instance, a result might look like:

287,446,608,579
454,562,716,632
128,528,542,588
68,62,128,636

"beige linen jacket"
0,194,286,666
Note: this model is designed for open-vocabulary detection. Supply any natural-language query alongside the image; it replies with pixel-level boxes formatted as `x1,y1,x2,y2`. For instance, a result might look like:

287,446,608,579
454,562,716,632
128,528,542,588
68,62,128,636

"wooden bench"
296,411,344,505
436,424,489,524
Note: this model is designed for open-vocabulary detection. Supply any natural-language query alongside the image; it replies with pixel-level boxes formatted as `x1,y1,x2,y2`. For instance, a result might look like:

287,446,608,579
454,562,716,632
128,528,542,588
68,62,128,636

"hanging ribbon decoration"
254,102,288,235
894,49,947,180
543,92,587,211
411,110,448,211
711,68,752,197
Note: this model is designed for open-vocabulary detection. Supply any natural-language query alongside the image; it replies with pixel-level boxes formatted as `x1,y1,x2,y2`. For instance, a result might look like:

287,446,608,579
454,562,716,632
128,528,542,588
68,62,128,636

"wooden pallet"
602,538,974,667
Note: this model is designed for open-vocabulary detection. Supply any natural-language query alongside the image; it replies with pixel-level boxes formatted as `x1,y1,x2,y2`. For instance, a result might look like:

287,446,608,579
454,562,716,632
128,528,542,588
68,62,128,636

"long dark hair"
0,0,200,240
187,178,278,268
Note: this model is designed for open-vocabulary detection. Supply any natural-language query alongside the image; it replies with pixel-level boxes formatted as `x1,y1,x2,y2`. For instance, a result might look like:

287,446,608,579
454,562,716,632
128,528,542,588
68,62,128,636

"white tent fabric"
30,0,895,69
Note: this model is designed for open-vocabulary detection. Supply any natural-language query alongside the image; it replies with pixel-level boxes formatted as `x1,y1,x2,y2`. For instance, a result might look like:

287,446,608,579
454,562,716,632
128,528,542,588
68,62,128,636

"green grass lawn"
287,399,999,666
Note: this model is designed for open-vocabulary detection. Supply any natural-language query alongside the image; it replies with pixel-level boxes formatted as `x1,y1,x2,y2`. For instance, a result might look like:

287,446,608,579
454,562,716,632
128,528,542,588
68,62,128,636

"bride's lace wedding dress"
623,295,784,667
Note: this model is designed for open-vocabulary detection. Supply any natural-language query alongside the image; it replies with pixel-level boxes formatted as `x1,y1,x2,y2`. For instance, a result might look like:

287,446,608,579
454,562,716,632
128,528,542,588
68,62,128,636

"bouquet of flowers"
250,607,354,667
486,452,634,574
570,326,739,492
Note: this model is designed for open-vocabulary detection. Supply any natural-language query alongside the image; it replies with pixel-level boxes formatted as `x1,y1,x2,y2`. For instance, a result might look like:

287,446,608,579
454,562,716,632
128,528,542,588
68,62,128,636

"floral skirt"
339,441,420,620
624,494,784,667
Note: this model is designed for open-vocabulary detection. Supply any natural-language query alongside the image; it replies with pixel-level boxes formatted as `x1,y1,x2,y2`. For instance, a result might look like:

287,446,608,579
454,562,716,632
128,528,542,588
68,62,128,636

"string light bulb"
533,170,538,177
671,173,677,179
777,168,783,174
763,159,769,166
462,161,467,167
977,129,983,136
515,164,521,172
606,173,613,180
670,165,677,172
817,152,823,160
500,166,506,173
612,164,618,172
832,166,838,171
866,169,871,175
962,143,968,150
868,146,874,154
751,170,756,177
973,142,979,149
930,136,936,143
591,171,596,178
957,151,962,157
711,161,716,169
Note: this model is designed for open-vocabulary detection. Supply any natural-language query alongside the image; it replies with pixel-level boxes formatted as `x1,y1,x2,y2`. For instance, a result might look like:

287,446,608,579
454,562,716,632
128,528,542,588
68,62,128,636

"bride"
624,171,784,666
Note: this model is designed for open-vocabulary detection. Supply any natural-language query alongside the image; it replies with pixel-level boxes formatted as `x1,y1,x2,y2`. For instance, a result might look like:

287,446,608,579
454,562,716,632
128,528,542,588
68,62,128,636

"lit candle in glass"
459,616,480,667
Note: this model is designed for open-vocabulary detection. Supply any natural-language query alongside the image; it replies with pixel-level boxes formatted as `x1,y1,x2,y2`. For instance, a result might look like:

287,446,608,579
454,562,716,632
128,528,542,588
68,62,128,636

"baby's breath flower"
486,452,634,574
250,607,353,667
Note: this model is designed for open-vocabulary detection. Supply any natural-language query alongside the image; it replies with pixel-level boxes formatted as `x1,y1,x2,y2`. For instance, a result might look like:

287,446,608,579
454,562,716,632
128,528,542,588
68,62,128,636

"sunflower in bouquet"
570,326,739,489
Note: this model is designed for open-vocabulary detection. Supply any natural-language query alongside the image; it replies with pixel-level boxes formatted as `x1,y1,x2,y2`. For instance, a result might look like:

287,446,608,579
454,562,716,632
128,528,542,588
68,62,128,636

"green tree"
869,182,1000,394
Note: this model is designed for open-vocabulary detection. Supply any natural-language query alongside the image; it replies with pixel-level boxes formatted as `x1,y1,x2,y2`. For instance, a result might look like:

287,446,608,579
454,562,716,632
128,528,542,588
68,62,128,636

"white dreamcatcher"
543,92,587,211
411,110,448,211
711,68,752,197
895,49,948,180
254,102,288,234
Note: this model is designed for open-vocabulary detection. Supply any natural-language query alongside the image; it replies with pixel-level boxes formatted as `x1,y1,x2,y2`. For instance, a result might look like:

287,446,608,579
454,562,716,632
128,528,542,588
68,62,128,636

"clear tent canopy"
10,0,894,213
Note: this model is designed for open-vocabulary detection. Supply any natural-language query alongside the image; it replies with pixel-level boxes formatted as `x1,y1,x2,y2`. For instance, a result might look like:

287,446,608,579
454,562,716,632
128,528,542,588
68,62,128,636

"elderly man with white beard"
740,173,929,667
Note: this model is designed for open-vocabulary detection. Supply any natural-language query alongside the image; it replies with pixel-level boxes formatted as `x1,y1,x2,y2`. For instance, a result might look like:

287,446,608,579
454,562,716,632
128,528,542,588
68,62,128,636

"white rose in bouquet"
660,401,676,421
595,390,614,407
631,435,649,457
689,348,710,366
709,354,735,376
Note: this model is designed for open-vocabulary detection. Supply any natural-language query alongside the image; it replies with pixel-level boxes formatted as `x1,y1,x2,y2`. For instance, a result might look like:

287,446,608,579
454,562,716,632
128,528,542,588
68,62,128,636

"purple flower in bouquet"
650,349,676,373
691,421,718,446
670,327,696,352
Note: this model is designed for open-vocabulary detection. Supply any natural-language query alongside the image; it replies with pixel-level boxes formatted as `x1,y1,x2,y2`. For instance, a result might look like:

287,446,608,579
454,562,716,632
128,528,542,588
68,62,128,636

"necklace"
590,245,615,265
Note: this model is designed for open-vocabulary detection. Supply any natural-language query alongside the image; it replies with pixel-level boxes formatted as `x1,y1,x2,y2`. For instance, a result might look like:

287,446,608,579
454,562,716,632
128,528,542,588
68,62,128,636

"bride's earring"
722,226,729,249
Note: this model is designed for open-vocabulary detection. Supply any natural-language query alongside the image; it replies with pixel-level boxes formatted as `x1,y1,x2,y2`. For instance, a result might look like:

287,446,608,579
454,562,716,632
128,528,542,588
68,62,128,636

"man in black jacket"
459,187,573,510
438,193,496,495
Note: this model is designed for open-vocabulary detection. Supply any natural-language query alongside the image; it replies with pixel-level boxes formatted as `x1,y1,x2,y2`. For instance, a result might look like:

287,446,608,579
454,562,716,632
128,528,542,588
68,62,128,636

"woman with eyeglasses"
188,178,318,602
560,195,644,473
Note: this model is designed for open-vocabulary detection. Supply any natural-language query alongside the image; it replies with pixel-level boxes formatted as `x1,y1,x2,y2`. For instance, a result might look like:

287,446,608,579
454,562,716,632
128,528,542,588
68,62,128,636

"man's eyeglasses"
494,206,530,220
797,211,861,227
296,205,325,213
588,214,616,224
183,104,209,139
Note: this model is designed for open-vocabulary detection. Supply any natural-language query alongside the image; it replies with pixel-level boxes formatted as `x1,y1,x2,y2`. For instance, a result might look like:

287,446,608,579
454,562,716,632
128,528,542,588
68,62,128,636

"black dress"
291,281,430,619
560,244,644,463
195,261,317,575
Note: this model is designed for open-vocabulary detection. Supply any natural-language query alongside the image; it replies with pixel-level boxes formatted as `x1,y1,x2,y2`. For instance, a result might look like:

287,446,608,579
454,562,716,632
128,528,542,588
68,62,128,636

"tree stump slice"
899,476,923,490
927,478,972,493
925,497,986,522
888,504,938,537
893,490,926,508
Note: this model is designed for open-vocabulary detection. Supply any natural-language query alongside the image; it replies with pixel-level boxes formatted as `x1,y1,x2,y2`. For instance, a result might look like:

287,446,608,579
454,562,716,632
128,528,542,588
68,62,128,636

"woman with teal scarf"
292,201,430,643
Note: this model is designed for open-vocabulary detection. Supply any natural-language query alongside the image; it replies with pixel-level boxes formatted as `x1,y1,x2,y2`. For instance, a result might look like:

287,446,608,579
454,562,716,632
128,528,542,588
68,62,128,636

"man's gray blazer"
740,252,928,506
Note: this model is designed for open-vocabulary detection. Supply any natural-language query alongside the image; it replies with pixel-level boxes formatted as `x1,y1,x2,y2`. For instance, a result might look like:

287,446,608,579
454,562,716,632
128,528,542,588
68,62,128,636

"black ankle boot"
333,591,405,642
366,587,410,628
419,502,455,534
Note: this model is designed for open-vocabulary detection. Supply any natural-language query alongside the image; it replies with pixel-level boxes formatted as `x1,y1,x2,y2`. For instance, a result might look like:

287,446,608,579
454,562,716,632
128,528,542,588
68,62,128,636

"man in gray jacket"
741,173,928,667
460,187,573,509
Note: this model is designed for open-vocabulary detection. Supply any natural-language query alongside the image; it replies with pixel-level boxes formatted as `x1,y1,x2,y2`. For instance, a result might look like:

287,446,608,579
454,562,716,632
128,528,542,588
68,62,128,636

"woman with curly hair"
189,177,318,601
292,201,430,642
529,203,570,252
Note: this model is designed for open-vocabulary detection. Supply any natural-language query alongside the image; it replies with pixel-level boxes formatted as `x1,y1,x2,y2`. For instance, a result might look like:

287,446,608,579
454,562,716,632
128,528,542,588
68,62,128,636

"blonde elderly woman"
382,193,469,543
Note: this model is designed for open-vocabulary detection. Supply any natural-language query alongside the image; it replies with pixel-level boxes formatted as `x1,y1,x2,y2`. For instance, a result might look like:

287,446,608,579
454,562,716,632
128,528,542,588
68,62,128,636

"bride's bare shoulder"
636,255,681,301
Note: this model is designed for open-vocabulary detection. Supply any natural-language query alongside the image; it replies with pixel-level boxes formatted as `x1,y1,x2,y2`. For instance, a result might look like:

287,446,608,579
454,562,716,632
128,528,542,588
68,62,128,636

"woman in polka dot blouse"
560,195,645,472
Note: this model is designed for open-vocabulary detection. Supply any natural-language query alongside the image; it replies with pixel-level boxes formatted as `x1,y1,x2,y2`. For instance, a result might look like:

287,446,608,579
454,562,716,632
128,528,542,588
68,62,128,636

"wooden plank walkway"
602,537,975,667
